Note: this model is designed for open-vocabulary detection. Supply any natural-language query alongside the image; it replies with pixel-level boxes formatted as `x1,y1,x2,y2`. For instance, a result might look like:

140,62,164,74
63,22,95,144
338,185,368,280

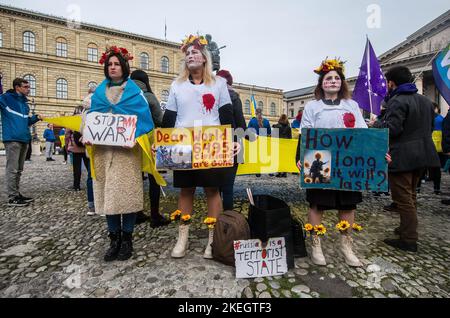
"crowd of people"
0,35,449,268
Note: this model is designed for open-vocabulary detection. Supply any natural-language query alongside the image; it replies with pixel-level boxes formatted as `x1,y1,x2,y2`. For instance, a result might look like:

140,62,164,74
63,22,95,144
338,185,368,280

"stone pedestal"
32,141,41,156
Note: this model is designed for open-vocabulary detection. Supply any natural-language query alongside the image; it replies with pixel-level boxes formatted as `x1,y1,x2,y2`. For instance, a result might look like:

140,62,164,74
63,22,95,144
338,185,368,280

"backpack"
212,210,250,266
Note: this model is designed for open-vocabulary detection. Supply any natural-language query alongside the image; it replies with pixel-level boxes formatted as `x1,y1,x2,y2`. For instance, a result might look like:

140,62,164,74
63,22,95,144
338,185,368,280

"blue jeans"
106,213,137,233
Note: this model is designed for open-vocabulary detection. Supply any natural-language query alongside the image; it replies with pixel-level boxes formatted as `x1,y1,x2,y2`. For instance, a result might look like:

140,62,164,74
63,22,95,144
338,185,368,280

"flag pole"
366,37,374,115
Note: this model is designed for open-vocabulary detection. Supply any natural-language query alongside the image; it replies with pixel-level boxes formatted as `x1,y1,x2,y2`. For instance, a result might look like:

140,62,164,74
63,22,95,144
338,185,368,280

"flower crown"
314,58,346,75
99,46,134,65
180,34,208,53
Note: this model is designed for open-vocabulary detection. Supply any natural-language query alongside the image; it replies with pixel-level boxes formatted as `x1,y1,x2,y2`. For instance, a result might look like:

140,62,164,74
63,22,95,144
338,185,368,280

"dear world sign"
300,128,389,192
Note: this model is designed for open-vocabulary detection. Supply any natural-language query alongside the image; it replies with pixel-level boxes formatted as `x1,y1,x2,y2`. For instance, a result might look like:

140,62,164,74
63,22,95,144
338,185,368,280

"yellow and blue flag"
250,94,257,118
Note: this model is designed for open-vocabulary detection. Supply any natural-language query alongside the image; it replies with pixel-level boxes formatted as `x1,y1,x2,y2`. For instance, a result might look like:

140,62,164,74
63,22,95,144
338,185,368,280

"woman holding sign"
162,34,235,259
83,46,156,262
296,59,367,267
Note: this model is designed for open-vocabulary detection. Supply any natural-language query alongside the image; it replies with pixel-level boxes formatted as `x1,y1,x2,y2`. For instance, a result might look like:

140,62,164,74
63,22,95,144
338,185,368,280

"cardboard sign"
83,112,137,147
234,238,288,279
154,126,234,170
300,128,389,192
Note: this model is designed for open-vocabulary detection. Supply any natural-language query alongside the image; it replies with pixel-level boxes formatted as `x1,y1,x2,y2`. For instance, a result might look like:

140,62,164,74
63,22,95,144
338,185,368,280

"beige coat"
91,82,143,215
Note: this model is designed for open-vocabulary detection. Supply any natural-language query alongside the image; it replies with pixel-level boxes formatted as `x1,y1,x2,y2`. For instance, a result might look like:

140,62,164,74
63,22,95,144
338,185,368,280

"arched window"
270,102,277,117
161,56,169,73
23,31,36,52
56,78,68,99
87,43,98,62
244,100,251,114
140,52,149,70
0,32,3,48
56,37,68,57
23,74,36,97
160,89,169,111
258,101,264,112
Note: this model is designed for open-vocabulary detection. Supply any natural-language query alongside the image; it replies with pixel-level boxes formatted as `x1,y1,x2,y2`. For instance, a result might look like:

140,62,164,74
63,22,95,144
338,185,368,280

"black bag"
292,219,307,258
212,210,251,267
248,195,295,269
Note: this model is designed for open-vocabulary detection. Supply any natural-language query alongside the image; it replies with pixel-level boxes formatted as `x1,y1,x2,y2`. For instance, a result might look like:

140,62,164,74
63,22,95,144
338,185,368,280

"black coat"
272,123,292,139
442,112,450,153
378,93,440,172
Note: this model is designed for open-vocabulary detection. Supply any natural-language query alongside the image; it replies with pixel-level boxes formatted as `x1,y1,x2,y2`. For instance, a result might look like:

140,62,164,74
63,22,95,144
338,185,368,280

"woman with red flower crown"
162,34,235,259
295,59,368,267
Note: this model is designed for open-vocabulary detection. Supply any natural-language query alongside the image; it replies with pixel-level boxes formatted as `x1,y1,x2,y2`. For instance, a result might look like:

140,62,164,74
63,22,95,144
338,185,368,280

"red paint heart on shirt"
202,94,216,112
343,112,356,128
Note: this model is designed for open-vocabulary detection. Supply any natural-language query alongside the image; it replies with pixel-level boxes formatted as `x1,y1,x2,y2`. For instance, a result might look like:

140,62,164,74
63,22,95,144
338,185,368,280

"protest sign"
234,238,288,279
300,128,389,192
154,125,234,170
83,112,137,147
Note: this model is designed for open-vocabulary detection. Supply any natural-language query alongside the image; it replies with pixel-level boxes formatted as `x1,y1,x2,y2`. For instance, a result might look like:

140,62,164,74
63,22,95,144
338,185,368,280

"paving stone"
291,285,310,294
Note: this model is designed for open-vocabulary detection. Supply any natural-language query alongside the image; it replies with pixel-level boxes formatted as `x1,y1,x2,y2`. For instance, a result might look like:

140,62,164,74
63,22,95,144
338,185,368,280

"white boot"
171,224,190,258
203,228,214,259
340,234,363,267
310,235,327,266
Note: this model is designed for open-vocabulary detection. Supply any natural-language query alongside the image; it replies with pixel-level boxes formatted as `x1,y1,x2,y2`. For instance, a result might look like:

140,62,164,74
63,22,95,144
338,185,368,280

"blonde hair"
177,46,215,86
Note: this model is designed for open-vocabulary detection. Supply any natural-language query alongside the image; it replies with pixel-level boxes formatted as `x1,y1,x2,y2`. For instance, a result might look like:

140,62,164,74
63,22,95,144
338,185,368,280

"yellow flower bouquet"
314,224,327,236
203,217,217,229
170,210,182,221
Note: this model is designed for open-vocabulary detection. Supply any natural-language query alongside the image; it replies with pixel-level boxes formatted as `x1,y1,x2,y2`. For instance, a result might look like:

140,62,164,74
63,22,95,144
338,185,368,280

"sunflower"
324,167,330,174
304,162,310,169
304,177,313,184
181,214,191,222
314,224,327,236
352,223,363,232
204,217,217,229
336,220,351,232
304,223,314,232
170,210,182,221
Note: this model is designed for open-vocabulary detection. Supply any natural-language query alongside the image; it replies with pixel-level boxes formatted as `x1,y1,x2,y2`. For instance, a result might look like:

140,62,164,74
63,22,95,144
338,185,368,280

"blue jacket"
0,91,39,143
43,129,56,142
248,117,272,136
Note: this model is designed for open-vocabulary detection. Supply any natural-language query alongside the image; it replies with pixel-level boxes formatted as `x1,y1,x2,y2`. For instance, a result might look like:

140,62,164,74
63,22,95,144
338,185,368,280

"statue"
205,34,222,72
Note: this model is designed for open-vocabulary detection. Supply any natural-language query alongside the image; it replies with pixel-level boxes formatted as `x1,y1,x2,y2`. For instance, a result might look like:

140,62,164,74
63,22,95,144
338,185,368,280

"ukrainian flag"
250,94,257,118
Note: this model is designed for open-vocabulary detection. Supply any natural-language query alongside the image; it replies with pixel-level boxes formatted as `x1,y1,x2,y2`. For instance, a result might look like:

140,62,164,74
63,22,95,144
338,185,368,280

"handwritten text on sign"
300,128,389,192
234,238,288,279
83,112,137,147
154,126,234,170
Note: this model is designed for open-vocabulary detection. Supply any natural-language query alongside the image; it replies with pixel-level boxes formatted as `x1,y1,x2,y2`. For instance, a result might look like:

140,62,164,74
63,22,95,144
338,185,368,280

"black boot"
150,213,171,228
104,231,121,262
117,231,133,261
292,220,307,258
135,211,150,225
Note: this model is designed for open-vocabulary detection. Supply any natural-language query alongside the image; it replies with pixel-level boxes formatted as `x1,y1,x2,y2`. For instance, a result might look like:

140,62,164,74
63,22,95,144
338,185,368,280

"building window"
245,100,251,114
56,37,68,57
160,89,169,111
0,32,3,47
161,56,169,73
23,74,36,97
140,52,149,70
258,101,264,112
301,101,304,104
270,102,277,117
87,43,98,62
56,78,68,99
23,31,36,52
289,109,294,118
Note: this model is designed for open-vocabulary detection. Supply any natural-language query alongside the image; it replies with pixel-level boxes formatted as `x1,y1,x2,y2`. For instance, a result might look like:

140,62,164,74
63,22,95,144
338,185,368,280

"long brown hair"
314,69,350,100
278,114,289,125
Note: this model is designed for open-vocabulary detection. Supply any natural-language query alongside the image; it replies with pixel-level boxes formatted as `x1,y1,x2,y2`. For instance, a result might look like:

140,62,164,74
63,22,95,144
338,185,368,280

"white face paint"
322,70,342,95
185,46,206,70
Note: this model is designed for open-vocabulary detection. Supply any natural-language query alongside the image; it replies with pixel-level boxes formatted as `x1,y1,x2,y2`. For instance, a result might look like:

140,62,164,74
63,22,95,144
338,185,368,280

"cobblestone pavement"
0,155,449,298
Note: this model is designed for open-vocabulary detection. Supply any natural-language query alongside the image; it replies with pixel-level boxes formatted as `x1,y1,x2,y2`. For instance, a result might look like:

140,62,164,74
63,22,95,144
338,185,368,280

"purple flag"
352,39,387,116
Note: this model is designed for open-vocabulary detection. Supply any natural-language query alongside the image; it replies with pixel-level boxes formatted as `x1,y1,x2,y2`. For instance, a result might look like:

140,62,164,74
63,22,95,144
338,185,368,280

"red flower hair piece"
99,46,134,65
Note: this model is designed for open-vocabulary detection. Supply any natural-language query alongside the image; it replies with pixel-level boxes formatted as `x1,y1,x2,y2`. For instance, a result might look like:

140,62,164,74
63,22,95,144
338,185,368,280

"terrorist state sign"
154,125,234,170
234,238,288,279
83,112,137,147
300,128,389,192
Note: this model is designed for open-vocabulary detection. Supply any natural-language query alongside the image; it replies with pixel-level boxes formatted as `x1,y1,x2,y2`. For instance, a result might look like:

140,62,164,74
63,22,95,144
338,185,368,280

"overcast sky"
1,0,449,91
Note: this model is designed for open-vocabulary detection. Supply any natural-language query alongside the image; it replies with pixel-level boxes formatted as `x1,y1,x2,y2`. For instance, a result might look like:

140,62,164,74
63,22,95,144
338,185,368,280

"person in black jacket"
216,70,247,210
272,114,292,177
374,66,440,252
441,107,450,205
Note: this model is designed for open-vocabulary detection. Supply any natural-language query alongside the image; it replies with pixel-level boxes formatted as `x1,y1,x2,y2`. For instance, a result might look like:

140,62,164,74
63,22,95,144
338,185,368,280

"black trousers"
148,174,161,215
72,152,89,189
